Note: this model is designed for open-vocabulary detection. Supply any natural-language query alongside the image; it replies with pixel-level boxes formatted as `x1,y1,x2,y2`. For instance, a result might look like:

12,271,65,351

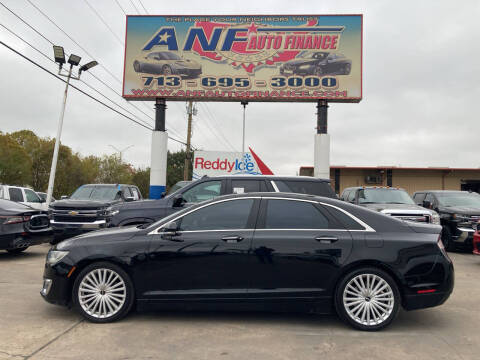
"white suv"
0,185,48,210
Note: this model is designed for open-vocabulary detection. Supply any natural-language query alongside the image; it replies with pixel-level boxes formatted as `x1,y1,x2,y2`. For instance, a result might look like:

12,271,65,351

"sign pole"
184,101,193,181
314,100,330,179
241,101,248,155
150,98,168,199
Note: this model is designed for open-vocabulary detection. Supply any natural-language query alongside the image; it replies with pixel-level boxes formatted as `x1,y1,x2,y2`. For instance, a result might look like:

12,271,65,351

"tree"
96,155,133,184
167,150,192,189
132,167,150,198
0,132,32,185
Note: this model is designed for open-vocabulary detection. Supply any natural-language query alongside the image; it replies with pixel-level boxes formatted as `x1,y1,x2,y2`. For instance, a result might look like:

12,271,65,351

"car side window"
0,187,4,199
8,187,24,202
322,205,365,230
424,193,435,207
130,187,140,200
231,180,261,194
341,190,351,201
25,189,41,203
413,193,425,205
182,180,222,203
347,190,356,203
179,199,254,231
264,199,329,229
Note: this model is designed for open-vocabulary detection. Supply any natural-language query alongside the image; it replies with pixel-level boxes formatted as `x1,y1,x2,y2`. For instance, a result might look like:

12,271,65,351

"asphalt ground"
0,244,479,360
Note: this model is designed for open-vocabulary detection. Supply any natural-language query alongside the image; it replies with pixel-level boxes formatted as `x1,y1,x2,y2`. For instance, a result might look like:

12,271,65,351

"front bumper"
453,227,475,245
51,219,107,239
473,231,480,255
40,262,73,306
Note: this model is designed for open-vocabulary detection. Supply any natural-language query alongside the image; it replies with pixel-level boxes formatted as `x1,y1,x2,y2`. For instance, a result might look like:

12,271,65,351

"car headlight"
431,213,440,225
298,64,310,69
46,250,69,266
105,207,119,217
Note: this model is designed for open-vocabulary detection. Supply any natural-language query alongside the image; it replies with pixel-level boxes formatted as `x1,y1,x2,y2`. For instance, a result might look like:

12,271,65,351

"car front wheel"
73,262,134,323
335,267,400,331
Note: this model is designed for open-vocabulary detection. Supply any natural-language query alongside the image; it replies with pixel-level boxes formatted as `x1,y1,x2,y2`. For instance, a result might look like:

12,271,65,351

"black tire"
441,227,455,251
72,262,135,323
335,267,400,331
162,65,172,75
6,247,28,254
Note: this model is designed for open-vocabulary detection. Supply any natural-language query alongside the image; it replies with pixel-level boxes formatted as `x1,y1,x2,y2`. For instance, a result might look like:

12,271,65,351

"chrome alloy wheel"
78,268,126,319
343,273,394,326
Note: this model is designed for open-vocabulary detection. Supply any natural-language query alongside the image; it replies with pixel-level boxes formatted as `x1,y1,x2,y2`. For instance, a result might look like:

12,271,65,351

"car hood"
57,225,141,250
438,206,480,215
362,203,433,213
50,199,120,209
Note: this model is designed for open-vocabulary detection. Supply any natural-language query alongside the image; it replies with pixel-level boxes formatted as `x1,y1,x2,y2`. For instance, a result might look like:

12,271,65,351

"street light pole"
241,101,248,155
45,64,73,206
45,46,98,206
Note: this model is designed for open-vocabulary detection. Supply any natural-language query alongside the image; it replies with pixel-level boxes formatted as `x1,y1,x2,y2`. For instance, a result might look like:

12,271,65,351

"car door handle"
222,236,244,243
315,236,338,244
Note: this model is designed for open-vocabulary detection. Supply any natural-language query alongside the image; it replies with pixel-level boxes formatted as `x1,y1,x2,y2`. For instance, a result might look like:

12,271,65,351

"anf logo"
143,27,178,51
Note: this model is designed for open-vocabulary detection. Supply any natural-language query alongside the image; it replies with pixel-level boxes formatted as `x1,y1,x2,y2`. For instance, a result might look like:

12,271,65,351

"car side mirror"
61,195,68,200
164,221,178,233
423,200,432,208
173,195,185,207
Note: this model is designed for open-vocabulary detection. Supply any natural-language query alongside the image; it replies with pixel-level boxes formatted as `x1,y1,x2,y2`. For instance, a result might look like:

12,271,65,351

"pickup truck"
49,184,142,242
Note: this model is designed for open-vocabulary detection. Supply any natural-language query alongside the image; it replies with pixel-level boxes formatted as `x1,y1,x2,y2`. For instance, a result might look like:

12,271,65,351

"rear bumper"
0,229,53,250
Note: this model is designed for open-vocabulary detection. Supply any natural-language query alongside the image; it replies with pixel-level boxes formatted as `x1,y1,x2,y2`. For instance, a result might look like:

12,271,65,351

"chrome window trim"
270,181,280,192
148,196,376,235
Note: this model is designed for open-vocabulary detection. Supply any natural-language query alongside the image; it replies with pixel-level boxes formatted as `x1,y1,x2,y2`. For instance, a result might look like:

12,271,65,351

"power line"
113,0,127,16
136,0,149,14
199,103,239,151
82,0,124,46
128,0,140,14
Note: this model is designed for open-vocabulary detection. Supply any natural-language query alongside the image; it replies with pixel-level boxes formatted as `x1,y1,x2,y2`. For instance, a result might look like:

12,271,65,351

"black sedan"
41,193,453,331
0,199,52,254
280,52,352,76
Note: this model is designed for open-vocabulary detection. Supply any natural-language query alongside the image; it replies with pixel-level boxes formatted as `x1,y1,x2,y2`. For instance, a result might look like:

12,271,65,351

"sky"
1,0,479,175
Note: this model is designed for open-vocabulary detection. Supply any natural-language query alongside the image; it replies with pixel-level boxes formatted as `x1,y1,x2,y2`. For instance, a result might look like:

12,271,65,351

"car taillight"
1,215,29,225
437,234,450,261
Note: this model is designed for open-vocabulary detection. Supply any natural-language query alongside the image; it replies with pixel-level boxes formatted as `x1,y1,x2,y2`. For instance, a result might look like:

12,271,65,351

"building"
299,166,480,195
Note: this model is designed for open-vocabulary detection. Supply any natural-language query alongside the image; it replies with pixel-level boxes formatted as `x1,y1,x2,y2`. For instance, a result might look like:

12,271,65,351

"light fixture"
53,45,65,64
79,60,98,74
68,54,82,66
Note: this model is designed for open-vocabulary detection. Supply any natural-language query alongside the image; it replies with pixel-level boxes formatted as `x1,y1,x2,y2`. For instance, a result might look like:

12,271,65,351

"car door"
140,197,260,301
250,198,353,300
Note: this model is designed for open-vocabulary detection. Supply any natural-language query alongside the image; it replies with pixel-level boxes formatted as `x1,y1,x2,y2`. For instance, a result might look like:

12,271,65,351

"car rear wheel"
6,247,28,254
335,267,400,331
73,262,134,323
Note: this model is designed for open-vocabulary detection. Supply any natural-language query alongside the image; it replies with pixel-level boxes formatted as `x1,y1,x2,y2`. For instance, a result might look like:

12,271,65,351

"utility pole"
184,101,194,181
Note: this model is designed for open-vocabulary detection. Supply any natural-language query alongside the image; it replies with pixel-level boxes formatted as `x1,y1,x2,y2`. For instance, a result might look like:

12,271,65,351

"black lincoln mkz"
41,193,453,331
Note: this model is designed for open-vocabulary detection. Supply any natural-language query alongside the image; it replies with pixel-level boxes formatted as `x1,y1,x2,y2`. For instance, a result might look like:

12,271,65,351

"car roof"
199,175,330,182
414,190,475,194
343,186,406,191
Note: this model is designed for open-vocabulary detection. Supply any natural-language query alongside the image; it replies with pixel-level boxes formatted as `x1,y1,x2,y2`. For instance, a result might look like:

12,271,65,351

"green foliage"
0,130,190,199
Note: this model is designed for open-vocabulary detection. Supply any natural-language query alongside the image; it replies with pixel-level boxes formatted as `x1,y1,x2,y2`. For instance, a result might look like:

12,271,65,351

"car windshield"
436,192,480,207
167,181,191,195
357,189,415,205
161,52,181,60
70,186,120,201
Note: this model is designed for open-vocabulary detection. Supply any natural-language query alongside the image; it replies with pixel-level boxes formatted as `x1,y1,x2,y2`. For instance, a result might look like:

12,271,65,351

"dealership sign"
123,15,362,102
193,148,273,179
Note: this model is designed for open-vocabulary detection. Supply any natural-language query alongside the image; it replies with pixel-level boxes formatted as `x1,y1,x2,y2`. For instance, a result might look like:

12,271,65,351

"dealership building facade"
299,166,480,195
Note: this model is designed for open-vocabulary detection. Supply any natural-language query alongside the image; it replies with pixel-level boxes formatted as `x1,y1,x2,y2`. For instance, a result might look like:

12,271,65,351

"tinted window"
231,180,261,194
435,192,480,207
323,205,365,230
274,180,335,197
341,190,351,201
424,193,435,205
413,193,426,204
347,190,356,202
182,180,222,203
123,187,132,197
8,188,24,202
25,189,41,203
264,199,329,229
70,186,120,201
179,199,254,231
358,188,415,205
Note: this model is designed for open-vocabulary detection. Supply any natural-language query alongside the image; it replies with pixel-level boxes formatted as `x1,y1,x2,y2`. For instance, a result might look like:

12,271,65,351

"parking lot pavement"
0,245,479,360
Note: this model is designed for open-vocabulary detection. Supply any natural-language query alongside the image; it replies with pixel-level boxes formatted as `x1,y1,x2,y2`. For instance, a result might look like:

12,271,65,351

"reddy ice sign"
123,15,362,102
193,149,273,179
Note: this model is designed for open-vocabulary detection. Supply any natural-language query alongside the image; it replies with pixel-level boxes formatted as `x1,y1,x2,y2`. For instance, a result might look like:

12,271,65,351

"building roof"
300,166,480,171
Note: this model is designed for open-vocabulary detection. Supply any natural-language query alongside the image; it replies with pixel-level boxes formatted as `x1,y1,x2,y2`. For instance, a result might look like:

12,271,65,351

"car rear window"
274,180,335,198
8,187,24,202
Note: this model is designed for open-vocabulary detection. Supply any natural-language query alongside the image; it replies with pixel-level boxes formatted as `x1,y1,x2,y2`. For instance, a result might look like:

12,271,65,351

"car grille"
29,214,50,229
52,209,100,223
